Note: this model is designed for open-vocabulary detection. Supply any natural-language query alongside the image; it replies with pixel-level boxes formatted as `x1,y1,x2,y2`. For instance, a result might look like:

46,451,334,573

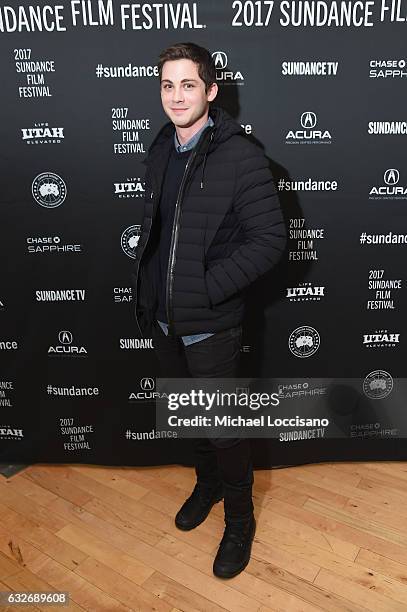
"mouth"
171,108,188,114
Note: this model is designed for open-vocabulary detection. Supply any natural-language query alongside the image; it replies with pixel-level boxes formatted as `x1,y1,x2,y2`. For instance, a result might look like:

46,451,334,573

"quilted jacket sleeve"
205,145,286,306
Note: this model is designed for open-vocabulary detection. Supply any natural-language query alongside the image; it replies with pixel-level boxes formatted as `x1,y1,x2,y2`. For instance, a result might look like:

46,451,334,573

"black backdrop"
1,0,407,467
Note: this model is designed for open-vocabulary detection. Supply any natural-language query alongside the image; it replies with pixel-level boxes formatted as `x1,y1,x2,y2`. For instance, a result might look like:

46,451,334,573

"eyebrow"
161,78,199,84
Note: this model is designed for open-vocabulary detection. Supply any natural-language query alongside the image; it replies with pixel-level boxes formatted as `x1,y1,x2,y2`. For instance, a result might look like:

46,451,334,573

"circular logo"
58,330,73,345
300,111,317,129
212,51,228,70
140,377,155,391
121,225,141,259
289,326,320,358
363,370,393,400
32,172,67,208
384,168,399,186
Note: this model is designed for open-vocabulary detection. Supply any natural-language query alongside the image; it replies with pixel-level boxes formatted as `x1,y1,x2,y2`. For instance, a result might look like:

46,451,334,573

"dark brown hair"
158,42,216,92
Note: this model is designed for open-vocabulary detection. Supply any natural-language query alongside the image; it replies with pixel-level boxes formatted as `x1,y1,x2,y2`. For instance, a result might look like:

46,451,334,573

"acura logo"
384,168,399,185
212,51,228,70
58,330,72,345
300,112,317,129
140,377,155,391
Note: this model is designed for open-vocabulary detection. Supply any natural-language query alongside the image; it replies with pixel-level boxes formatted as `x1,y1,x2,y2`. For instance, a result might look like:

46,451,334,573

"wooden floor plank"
1,461,406,611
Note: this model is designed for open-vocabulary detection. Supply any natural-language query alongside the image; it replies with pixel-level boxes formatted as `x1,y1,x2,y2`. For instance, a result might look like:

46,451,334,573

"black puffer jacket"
132,106,286,337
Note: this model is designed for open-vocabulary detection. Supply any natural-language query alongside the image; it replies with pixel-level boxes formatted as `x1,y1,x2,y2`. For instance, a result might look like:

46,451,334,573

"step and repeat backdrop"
1,0,407,467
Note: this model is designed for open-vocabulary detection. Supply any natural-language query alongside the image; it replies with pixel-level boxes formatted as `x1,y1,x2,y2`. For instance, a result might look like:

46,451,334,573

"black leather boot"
213,515,256,578
175,481,224,530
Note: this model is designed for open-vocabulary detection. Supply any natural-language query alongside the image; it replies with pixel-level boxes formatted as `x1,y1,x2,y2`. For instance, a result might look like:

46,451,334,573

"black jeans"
151,320,254,523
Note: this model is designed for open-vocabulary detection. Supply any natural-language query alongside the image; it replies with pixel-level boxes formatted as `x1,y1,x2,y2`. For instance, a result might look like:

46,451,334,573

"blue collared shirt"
158,115,215,346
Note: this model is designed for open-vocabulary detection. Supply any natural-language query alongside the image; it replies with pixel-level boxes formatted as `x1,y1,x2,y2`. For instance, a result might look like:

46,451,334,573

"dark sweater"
154,147,191,323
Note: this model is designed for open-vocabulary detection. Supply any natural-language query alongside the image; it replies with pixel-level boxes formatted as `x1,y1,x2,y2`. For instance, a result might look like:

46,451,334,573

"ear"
207,82,218,102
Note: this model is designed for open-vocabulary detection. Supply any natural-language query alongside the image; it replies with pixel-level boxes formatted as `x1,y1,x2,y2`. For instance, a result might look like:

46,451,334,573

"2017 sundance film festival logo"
121,225,141,258
22,122,64,145
112,108,150,154
363,370,393,400
366,269,402,310
369,168,407,200
0,381,13,408
212,51,244,85
114,177,145,199
48,330,87,356
32,172,67,208
286,111,332,144
289,326,320,358
60,417,94,452
288,218,325,261
13,48,56,98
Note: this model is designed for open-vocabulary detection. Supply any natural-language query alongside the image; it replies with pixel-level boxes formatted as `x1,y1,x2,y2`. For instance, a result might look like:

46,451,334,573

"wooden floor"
1,461,407,611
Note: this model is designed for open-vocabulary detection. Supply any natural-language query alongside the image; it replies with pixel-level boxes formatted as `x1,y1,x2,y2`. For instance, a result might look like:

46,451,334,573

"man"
132,42,286,578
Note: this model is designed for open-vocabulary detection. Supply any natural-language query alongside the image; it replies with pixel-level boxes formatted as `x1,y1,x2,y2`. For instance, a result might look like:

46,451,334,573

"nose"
172,85,185,103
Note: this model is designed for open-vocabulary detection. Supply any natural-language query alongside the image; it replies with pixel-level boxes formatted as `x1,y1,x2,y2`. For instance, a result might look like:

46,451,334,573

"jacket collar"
142,106,244,166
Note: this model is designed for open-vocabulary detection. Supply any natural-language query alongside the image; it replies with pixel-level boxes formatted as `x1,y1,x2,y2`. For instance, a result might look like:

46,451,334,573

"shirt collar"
174,115,214,152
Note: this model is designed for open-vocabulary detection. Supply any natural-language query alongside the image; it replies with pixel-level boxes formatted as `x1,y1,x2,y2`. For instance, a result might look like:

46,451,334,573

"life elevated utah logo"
369,168,407,200
212,51,244,85
22,123,64,145
286,111,332,144
114,178,145,199
48,330,87,356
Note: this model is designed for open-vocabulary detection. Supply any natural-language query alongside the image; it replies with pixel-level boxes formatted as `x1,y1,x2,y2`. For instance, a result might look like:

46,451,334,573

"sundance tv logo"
282,61,339,76
286,112,332,144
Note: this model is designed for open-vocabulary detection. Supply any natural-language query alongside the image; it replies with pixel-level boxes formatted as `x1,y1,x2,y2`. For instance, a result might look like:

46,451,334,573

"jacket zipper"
165,149,198,336
134,190,155,337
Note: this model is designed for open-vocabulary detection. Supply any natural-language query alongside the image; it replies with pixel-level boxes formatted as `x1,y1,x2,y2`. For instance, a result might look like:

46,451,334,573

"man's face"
160,58,217,128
